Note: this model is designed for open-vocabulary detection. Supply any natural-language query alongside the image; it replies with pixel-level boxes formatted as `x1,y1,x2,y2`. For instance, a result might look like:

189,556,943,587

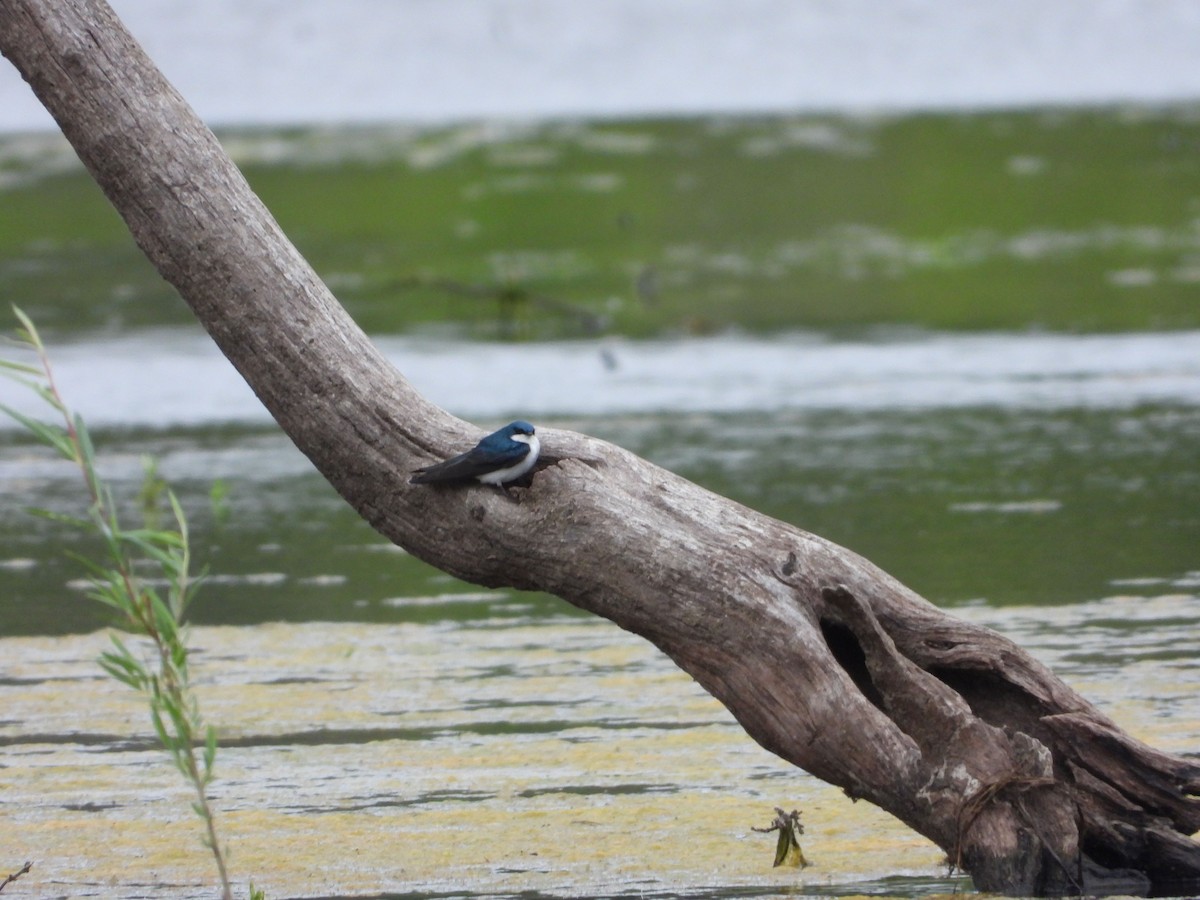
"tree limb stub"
3,1,1199,894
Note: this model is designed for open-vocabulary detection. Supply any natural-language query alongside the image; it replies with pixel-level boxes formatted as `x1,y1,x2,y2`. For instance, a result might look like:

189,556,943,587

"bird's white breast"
477,433,540,485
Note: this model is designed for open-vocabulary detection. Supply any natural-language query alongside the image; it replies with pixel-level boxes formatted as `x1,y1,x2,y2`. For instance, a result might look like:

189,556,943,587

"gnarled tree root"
818,584,1200,895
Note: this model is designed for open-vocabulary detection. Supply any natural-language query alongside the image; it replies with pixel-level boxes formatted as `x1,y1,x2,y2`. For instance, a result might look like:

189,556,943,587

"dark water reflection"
2,397,1197,635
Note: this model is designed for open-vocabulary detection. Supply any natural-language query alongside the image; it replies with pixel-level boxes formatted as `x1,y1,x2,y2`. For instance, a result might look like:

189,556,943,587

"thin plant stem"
2,307,236,900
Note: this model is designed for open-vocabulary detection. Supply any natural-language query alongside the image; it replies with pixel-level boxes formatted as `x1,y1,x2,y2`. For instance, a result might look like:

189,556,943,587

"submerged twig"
0,861,33,893
394,273,608,336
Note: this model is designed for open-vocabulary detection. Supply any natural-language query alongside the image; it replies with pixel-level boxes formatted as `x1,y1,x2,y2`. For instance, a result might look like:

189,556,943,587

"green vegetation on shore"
2,106,1198,337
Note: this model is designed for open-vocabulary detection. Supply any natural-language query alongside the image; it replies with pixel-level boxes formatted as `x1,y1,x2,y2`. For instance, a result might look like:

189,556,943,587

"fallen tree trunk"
3,1,1199,894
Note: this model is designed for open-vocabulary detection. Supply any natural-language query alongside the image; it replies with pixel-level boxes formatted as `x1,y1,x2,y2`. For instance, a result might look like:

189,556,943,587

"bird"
409,420,540,487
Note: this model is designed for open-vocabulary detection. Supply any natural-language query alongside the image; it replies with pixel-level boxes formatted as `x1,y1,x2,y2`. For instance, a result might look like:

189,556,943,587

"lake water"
3,326,1199,632
4,595,1198,899
2,323,1199,898
1,86,1199,900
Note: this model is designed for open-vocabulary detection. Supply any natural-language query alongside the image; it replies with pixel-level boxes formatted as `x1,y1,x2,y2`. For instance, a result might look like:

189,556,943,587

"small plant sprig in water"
1,307,237,900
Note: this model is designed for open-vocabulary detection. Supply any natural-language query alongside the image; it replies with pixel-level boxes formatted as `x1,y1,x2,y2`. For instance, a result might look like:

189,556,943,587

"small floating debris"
752,806,808,868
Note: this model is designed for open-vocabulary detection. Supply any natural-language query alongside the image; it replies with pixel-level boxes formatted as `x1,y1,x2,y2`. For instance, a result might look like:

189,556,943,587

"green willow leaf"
0,403,75,460
0,356,42,376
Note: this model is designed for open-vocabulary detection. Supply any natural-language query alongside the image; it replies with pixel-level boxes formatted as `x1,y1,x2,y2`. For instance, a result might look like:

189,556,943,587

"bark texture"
3,1,1199,894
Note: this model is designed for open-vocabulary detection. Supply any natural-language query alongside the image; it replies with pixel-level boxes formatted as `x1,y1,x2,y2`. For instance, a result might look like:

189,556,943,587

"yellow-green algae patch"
3,595,1197,898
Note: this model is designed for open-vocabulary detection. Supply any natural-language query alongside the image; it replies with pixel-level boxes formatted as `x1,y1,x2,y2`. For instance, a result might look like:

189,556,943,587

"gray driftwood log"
3,1,1199,894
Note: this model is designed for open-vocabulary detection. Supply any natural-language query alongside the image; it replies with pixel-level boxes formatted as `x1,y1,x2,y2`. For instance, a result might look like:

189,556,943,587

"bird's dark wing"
409,442,529,484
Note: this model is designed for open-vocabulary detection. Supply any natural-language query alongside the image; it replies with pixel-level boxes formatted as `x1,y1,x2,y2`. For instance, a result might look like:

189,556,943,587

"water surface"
1,106,1199,898
4,595,1198,898
3,327,1198,635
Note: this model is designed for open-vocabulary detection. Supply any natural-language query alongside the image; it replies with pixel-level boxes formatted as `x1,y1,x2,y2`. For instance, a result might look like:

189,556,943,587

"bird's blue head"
504,420,536,439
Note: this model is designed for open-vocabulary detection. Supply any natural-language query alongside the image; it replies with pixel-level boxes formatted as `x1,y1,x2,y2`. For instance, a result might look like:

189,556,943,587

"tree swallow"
410,420,540,487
